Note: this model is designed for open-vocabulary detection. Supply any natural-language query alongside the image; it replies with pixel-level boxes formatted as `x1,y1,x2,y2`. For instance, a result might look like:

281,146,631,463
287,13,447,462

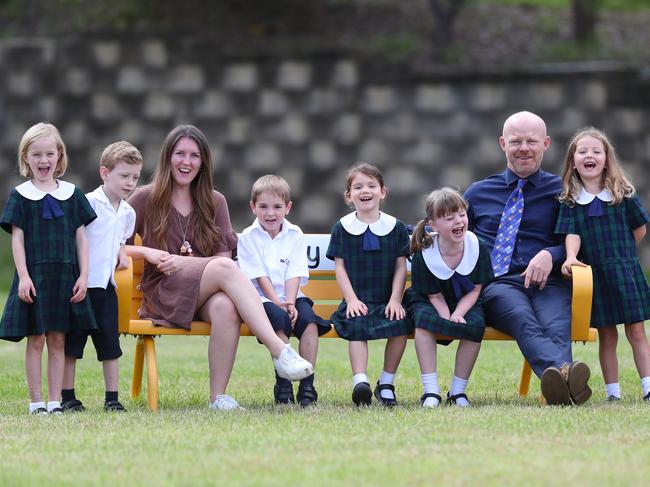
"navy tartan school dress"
555,187,650,328
326,211,413,341
404,231,494,344
0,180,98,341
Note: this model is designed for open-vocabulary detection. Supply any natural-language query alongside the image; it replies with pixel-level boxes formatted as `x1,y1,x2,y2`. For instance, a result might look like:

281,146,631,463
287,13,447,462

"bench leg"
143,336,159,412
131,336,145,399
519,360,532,397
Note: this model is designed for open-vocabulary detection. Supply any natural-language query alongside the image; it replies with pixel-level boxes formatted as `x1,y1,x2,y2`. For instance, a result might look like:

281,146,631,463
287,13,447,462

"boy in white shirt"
61,141,142,412
238,175,330,407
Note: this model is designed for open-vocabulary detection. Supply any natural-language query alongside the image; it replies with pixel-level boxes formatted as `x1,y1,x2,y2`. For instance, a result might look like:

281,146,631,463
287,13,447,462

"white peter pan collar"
15,180,75,201
575,187,613,205
340,211,396,236
422,231,480,279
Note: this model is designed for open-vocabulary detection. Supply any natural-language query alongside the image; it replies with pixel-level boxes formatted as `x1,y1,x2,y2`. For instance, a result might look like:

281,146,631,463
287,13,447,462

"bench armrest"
571,265,593,341
115,257,134,334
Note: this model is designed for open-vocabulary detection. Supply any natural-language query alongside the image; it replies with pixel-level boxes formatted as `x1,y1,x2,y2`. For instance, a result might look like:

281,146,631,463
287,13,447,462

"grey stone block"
306,89,342,114
277,61,312,90
8,72,35,97
363,86,397,114
227,117,252,145
331,60,358,88
195,91,232,119
62,121,88,148
143,93,174,120
414,84,454,112
223,64,258,92
610,108,645,135
469,83,507,111
278,115,309,144
358,139,390,165
38,97,59,121
332,114,362,144
141,40,167,68
403,140,443,167
309,141,337,170
577,81,607,110
92,93,123,120
526,82,564,109
168,65,205,93
62,68,91,96
259,90,289,116
117,67,148,94
93,41,120,68
245,143,281,170
297,194,336,228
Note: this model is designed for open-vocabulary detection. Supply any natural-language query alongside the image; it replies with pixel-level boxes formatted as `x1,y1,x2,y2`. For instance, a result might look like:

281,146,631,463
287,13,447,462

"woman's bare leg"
198,292,241,402
197,258,286,357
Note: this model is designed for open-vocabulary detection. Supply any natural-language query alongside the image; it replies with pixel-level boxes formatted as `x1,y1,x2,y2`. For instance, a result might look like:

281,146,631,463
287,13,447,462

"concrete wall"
2,37,650,263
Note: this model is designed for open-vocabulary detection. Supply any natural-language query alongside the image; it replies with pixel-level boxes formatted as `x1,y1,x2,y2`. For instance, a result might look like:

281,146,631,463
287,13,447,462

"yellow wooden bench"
116,234,597,411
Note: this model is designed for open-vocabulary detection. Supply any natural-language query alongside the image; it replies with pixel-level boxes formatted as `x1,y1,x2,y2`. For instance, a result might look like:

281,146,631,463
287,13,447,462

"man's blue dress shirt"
464,168,565,275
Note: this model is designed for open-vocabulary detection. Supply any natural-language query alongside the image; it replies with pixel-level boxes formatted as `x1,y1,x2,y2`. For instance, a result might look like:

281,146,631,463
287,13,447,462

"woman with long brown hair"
127,125,313,410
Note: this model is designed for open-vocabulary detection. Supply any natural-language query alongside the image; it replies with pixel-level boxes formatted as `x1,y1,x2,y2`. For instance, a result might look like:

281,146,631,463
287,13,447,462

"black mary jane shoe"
274,382,295,405
352,382,372,407
644,391,650,402
373,382,397,408
446,392,472,407
420,392,442,408
297,383,318,408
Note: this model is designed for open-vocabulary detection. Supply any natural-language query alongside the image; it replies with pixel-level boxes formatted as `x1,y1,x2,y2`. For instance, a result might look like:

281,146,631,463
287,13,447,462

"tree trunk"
572,0,599,43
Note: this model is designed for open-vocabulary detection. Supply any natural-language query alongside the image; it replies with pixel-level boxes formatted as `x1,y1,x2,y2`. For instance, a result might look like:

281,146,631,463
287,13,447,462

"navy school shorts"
65,285,122,361
263,297,331,339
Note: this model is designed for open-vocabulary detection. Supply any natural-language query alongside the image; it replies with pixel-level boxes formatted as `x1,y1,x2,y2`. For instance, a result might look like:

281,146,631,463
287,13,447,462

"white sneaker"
209,395,245,411
273,344,314,381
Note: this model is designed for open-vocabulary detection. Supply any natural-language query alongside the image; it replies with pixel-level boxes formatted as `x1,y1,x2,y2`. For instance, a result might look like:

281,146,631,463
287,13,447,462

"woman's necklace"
176,211,193,256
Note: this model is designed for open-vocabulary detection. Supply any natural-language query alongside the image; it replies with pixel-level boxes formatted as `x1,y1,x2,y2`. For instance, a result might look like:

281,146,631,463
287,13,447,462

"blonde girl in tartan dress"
556,127,650,403
404,188,494,408
0,123,97,415
326,163,412,407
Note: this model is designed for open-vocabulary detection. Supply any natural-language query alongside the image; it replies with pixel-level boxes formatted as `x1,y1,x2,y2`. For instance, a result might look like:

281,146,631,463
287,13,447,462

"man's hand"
521,249,553,289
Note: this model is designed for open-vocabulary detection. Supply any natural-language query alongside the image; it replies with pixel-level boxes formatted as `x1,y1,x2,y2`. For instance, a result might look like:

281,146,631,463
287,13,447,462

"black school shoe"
446,392,472,407
104,400,126,412
373,382,397,408
61,398,86,412
297,383,318,407
644,391,650,402
30,407,48,416
352,382,372,407
274,381,295,404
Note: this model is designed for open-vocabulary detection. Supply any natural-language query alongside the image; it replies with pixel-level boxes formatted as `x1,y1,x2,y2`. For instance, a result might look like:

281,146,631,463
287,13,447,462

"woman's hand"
18,275,36,303
345,298,368,318
385,298,405,321
143,248,171,266
157,253,184,277
70,275,88,303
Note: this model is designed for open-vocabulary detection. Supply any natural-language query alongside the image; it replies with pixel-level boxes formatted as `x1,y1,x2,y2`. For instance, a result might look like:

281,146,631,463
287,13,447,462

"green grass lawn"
1,334,649,486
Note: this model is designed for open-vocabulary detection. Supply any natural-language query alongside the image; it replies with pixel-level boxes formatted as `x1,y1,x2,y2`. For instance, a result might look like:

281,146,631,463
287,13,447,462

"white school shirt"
85,186,136,289
237,218,308,303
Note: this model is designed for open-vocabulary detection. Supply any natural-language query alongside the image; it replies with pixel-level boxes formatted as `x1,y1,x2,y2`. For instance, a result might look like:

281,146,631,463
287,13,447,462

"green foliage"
1,337,650,485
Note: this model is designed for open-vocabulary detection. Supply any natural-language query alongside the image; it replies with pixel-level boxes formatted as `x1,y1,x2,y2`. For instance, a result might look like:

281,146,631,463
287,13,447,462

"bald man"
465,111,592,406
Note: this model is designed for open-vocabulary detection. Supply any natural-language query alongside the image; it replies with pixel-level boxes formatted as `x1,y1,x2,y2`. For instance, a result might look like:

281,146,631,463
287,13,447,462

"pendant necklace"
177,211,193,256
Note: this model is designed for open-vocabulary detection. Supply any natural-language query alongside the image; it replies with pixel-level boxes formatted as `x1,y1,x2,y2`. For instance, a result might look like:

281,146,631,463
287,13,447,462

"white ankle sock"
29,401,46,414
605,382,621,399
353,373,369,387
640,376,650,396
450,376,470,407
47,401,61,412
378,370,396,399
421,372,440,407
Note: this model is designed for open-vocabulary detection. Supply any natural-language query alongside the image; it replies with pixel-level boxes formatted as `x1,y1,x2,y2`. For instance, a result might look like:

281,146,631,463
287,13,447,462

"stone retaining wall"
2,37,650,263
